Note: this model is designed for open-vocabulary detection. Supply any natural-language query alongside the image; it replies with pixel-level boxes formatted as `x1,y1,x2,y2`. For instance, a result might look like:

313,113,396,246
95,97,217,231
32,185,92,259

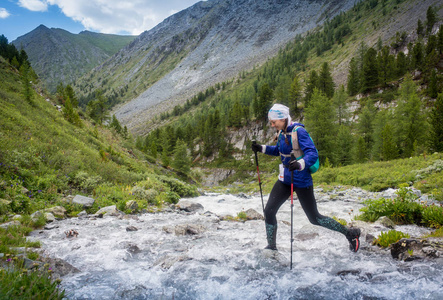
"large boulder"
176,200,204,212
95,205,122,216
244,208,264,220
72,195,95,208
391,238,443,261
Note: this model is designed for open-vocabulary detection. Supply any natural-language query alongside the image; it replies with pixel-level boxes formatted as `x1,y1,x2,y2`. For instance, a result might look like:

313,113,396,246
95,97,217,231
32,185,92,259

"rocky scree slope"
90,0,357,134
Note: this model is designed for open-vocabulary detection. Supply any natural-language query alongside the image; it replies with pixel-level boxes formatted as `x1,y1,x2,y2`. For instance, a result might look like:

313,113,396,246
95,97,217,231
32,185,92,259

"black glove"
288,159,301,172
251,143,262,153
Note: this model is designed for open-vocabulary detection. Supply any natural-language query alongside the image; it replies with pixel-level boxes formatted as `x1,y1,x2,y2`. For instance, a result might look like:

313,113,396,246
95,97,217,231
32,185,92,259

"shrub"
158,175,198,197
421,204,443,228
357,187,423,224
72,171,102,193
157,191,180,204
374,230,410,248
0,262,65,299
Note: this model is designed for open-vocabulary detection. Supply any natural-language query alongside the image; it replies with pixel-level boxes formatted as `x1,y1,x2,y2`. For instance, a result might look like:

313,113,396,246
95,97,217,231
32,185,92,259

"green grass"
374,230,410,248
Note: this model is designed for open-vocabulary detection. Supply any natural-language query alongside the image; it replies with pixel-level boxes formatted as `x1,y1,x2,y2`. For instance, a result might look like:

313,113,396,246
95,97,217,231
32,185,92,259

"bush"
158,175,198,197
374,230,410,248
0,261,65,299
357,187,423,224
157,191,180,204
422,204,443,228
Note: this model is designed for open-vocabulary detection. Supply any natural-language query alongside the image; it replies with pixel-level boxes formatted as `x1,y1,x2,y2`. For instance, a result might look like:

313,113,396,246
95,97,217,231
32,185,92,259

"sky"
0,0,203,42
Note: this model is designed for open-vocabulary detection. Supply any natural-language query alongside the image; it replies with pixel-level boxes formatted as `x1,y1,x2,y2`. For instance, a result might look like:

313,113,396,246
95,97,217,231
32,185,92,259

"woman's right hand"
251,143,262,153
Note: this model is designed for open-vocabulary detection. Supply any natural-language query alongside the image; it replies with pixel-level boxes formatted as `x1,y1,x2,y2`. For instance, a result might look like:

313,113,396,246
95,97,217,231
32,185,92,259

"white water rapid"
29,190,443,300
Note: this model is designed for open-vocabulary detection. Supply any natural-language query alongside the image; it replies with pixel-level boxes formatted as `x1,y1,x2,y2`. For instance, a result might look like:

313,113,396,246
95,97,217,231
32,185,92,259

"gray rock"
126,226,138,232
44,212,56,223
169,224,206,236
176,200,204,212
30,210,44,222
0,220,21,229
45,206,67,218
375,216,396,229
72,195,95,208
95,205,122,216
244,208,264,220
77,211,88,218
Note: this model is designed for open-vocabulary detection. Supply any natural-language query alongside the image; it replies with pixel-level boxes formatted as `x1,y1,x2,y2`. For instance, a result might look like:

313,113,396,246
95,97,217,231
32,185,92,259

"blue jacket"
264,123,318,188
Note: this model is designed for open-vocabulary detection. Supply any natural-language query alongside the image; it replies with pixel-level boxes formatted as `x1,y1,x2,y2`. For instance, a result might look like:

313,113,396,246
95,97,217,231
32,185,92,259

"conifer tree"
394,76,427,157
378,46,394,86
304,89,336,164
289,75,302,115
172,139,191,174
354,136,367,163
62,96,81,126
336,125,354,166
333,85,349,126
429,93,443,152
110,115,122,134
347,57,360,96
357,101,376,160
304,70,318,107
381,123,398,161
438,25,443,55
417,19,424,38
20,62,32,104
256,83,273,120
361,47,379,92
318,62,335,98
426,6,437,34
396,51,408,77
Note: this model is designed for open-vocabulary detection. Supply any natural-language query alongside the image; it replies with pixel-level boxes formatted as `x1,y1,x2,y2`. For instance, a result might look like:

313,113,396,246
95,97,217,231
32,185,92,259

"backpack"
290,126,320,173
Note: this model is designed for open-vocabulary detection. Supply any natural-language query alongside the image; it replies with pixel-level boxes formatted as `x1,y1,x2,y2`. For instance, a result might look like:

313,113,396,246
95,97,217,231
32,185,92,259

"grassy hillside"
0,54,198,226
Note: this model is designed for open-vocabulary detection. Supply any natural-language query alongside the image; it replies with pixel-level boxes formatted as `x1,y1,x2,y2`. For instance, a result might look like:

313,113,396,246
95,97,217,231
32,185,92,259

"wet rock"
164,224,206,236
44,223,59,230
244,208,264,220
72,195,95,208
391,238,443,261
154,254,190,269
176,200,204,212
294,232,319,241
77,210,88,218
126,226,138,232
39,257,81,279
95,205,123,216
256,249,289,268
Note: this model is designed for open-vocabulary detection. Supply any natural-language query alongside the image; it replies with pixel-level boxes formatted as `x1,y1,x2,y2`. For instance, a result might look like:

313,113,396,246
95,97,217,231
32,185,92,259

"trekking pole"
290,154,295,270
252,141,265,214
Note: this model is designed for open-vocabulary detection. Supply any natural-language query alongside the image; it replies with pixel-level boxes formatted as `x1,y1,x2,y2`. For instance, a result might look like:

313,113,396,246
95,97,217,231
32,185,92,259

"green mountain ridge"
12,25,136,93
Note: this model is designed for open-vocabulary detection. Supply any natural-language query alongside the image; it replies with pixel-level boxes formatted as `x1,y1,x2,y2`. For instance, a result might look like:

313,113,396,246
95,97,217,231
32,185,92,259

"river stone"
256,249,289,268
153,254,190,269
126,226,138,232
173,224,206,235
0,220,21,229
95,205,122,216
44,212,56,223
176,200,204,212
45,206,67,218
244,208,264,220
375,216,395,229
77,210,88,218
125,200,138,212
39,257,80,279
12,215,21,221
72,195,95,208
391,238,443,261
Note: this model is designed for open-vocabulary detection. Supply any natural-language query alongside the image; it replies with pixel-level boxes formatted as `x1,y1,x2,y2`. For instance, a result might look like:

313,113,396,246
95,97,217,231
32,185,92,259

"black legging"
264,180,347,235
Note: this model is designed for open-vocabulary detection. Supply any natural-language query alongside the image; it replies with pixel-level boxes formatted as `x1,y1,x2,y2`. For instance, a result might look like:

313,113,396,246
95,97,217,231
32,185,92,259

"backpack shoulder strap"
291,126,304,160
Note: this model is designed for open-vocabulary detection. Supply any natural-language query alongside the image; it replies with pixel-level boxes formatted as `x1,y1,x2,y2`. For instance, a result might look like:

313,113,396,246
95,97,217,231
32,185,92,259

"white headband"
268,104,291,124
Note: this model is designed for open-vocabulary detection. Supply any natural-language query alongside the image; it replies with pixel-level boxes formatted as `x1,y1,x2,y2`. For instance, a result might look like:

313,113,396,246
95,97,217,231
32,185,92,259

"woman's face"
269,119,286,131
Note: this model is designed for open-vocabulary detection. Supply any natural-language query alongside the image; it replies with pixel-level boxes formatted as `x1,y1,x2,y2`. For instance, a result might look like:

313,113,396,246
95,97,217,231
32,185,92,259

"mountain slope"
72,0,357,134
12,25,135,92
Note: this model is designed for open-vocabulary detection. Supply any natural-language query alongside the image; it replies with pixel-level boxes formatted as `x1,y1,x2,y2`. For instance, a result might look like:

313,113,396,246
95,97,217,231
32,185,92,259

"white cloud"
44,0,201,35
18,0,48,12
0,8,11,19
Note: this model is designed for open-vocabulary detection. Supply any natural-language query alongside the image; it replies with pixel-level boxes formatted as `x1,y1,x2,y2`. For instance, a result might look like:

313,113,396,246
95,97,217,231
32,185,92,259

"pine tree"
172,139,191,174
428,69,439,98
336,125,354,166
333,85,349,125
318,62,335,98
357,101,376,160
417,19,424,38
257,83,273,120
347,57,360,96
110,114,122,134
304,89,337,164
381,123,398,161
354,136,367,163
396,51,408,77
429,93,443,152
426,6,437,34
394,76,427,157
438,25,443,54
289,75,302,115
378,46,394,86
361,47,379,92
304,70,318,107
62,96,81,126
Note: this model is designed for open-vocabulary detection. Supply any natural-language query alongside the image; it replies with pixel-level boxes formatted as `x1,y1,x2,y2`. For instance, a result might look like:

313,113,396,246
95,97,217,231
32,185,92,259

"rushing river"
29,191,443,300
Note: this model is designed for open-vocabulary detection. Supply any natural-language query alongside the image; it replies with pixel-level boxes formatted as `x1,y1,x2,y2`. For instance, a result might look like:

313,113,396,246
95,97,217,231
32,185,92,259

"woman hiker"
251,104,361,252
